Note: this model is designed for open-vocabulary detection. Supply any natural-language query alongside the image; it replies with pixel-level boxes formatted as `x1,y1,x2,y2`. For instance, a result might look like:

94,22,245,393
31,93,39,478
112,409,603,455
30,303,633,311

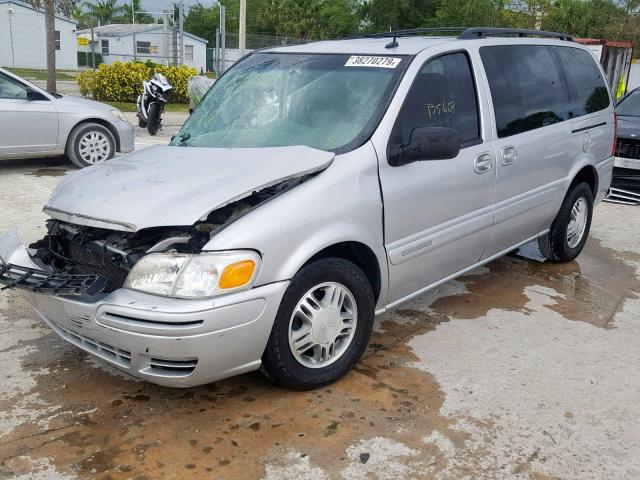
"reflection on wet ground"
1,231,639,479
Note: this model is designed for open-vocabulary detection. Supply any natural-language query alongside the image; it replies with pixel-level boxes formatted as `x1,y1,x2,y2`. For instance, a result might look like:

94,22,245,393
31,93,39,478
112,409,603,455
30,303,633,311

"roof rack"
354,27,573,42
458,27,573,41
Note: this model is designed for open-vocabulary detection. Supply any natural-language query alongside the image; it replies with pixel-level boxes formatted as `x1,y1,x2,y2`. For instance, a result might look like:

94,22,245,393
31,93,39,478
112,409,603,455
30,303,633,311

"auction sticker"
345,56,401,68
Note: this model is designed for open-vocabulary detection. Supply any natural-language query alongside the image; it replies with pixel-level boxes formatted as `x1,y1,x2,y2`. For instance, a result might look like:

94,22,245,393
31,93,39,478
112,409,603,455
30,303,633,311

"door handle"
473,153,492,174
501,146,517,166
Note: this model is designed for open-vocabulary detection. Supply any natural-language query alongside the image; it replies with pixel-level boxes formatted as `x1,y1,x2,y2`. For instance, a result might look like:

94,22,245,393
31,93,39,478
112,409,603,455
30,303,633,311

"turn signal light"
219,260,256,289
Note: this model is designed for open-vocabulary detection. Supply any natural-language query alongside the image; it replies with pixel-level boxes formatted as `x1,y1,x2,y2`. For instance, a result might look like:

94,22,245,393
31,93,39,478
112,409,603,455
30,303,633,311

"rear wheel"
147,103,162,136
261,258,375,390
539,182,593,262
138,115,147,128
66,122,116,168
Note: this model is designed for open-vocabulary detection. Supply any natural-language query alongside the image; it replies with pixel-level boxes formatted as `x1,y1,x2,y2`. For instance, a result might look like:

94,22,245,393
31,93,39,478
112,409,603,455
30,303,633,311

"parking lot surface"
0,122,639,479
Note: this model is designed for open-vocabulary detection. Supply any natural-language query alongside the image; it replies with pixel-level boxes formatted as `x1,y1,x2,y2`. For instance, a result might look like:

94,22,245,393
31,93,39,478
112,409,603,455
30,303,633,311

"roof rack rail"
351,27,573,42
457,27,573,41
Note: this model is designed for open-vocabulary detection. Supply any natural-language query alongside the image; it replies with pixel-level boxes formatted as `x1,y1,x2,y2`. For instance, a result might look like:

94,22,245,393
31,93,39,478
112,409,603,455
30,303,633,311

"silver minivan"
0,28,615,389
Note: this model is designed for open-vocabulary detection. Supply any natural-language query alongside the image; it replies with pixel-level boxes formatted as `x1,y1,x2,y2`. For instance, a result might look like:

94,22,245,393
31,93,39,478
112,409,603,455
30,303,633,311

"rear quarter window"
555,46,610,116
480,45,572,138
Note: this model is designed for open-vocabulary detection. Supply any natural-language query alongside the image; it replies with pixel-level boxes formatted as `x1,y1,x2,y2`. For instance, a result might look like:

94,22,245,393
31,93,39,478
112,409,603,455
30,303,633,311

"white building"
0,0,78,70
77,24,207,73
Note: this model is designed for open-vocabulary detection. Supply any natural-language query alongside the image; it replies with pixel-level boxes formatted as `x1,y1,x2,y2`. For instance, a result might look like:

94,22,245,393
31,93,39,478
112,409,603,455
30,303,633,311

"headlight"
124,250,261,299
111,110,127,122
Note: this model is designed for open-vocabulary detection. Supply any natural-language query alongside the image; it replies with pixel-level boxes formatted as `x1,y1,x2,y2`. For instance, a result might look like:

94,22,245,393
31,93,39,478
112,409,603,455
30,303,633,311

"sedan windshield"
617,91,640,116
171,53,408,152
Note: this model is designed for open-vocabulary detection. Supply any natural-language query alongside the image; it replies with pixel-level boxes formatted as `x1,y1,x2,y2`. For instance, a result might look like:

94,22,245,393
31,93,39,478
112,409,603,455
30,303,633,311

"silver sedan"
0,67,134,168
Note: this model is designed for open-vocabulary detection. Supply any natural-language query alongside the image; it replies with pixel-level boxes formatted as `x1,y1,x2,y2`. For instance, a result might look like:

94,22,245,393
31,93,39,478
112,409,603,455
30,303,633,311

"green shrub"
77,61,150,102
77,62,196,104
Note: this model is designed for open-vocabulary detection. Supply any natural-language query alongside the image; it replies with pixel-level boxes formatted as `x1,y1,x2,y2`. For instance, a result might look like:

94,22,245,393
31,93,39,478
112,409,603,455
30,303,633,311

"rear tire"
138,115,147,128
539,182,593,262
261,258,375,390
147,103,161,136
66,122,116,168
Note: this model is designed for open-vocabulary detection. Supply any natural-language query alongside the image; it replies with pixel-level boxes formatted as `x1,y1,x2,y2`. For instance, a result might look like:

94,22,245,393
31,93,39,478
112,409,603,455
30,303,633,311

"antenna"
385,30,399,49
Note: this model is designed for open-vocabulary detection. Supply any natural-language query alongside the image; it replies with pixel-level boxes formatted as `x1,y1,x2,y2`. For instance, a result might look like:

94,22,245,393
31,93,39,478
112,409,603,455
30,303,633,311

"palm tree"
119,0,155,24
81,0,124,26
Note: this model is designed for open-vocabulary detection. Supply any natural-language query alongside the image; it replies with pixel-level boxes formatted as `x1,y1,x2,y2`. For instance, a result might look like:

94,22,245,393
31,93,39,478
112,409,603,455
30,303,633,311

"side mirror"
388,127,461,166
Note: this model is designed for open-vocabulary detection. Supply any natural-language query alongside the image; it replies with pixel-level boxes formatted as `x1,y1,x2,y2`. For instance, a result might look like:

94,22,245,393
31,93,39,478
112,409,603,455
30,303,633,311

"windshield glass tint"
171,53,407,151
617,91,640,116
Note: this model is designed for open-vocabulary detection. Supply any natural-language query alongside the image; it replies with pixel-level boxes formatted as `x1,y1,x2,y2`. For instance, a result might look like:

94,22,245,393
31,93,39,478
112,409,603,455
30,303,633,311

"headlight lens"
124,250,261,299
111,110,127,122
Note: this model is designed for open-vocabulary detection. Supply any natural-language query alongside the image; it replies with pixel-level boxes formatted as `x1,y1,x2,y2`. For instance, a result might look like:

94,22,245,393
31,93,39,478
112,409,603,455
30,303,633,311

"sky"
126,0,205,13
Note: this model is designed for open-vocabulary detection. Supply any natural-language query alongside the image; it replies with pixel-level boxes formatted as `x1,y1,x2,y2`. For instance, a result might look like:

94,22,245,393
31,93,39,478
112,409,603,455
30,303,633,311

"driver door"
0,72,58,158
374,50,496,304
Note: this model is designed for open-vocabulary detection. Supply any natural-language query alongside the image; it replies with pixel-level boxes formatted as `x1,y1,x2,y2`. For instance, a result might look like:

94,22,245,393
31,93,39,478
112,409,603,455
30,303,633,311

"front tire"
66,122,116,168
147,103,162,136
261,258,375,390
539,182,593,262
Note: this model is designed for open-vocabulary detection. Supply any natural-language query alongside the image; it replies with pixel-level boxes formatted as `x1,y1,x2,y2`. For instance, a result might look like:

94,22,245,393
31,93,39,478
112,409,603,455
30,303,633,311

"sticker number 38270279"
345,56,401,68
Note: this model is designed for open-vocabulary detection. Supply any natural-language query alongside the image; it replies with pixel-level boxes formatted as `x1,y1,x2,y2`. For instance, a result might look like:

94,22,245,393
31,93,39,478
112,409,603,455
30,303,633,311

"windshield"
617,90,640,116
171,53,408,152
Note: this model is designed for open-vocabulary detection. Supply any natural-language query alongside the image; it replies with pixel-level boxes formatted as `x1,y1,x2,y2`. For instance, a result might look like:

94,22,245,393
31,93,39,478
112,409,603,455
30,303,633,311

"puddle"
27,168,69,178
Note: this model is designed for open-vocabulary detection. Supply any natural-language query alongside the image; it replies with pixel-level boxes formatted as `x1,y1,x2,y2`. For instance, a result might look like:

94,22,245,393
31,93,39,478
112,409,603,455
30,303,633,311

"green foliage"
77,51,104,67
77,62,197,104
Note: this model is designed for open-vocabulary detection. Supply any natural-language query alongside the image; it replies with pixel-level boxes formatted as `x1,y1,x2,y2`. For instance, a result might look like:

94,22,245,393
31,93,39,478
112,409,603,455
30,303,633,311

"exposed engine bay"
24,175,312,295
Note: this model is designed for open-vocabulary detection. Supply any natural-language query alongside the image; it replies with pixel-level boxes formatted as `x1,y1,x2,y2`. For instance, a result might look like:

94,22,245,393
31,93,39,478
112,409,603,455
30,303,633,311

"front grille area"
55,323,132,368
616,138,640,160
148,357,198,377
66,242,129,293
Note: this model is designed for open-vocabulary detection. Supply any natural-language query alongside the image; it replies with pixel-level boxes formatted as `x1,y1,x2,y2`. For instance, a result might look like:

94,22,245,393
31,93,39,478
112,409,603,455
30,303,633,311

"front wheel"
261,258,375,390
539,182,593,262
66,122,116,168
147,103,162,135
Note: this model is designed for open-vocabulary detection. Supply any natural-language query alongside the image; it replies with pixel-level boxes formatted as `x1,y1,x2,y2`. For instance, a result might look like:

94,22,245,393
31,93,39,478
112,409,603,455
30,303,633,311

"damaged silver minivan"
0,28,615,389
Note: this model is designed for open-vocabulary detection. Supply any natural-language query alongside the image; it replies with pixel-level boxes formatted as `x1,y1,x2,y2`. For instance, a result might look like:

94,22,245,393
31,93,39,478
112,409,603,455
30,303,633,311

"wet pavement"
0,132,639,478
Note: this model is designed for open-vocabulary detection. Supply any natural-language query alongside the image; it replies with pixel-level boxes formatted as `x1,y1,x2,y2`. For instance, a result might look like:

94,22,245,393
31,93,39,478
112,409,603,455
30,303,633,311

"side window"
101,39,109,54
55,31,60,51
556,47,610,116
0,73,28,100
480,45,572,138
389,52,481,151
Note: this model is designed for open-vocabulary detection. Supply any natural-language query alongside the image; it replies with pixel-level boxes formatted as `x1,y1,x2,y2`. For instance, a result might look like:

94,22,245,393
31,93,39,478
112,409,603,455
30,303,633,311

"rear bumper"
614,156,640,171
595,156,615,204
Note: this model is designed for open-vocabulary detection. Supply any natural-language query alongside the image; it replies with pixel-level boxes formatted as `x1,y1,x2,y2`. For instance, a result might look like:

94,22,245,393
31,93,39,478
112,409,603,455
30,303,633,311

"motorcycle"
136,73,172,136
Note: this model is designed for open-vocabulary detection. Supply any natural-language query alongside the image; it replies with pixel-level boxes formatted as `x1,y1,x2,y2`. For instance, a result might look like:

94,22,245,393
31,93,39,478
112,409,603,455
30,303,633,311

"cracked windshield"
171,53,407,151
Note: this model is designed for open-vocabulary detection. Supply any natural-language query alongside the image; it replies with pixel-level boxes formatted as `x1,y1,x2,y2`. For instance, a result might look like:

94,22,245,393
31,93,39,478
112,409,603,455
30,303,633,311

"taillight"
612,112,617,156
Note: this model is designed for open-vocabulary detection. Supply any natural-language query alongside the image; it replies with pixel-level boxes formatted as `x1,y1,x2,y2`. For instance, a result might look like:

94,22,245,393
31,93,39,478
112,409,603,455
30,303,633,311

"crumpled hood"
45,145,335,231
616,115,640,139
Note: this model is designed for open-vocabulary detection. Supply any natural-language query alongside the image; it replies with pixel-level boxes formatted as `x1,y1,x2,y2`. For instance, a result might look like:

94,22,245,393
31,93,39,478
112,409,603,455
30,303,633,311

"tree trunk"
44,0,56,93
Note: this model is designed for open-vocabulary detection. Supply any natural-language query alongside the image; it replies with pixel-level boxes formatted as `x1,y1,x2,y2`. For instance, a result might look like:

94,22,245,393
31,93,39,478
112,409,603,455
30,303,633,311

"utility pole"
179,0,185,65
44,0,56,93
239,0,246,56
220,4,225,73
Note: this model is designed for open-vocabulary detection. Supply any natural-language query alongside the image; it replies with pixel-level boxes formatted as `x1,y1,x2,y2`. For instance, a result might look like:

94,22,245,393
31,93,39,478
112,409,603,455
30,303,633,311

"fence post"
215,27,220,74
90,26,96,70
179,0,185,65
220,5,225,73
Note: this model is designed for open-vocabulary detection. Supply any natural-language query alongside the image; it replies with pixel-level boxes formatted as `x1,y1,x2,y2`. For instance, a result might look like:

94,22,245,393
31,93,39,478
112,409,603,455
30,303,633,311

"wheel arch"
569,165,598,198
66,118,121,153
300,241,382,304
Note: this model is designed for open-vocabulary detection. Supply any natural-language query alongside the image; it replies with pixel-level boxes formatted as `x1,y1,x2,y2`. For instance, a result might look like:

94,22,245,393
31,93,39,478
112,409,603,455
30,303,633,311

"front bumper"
0,230,288,387
115,119,135,153
22,283,288,387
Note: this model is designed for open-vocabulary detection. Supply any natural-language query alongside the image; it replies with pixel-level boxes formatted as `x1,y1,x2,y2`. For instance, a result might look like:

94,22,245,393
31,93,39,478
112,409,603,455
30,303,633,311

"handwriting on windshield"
425,101,456,119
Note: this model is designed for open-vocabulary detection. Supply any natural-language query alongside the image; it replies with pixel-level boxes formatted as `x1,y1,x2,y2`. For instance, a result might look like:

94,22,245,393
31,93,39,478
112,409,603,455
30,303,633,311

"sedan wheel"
78,131,112,165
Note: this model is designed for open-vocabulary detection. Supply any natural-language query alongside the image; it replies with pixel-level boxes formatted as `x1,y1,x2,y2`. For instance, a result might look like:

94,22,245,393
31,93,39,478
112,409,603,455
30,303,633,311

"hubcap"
567,197,588,248
78,131,111,164
288,282,358,369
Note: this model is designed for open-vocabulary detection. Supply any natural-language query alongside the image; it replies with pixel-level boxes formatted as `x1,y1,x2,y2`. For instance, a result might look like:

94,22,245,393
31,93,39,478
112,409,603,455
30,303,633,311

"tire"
138,115,147,128
147,103,161,136
261,258,375,390
538,182,593,262
66,122,116,168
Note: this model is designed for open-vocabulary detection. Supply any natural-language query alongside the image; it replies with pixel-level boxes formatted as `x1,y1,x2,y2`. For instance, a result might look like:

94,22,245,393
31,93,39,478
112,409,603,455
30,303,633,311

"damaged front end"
0,174,311,298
